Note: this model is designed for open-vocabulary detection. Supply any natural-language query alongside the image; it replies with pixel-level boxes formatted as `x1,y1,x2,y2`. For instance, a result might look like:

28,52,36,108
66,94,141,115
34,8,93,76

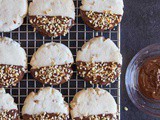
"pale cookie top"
76,36,122,64
0,37,27,68
30,42,74,69
22,87,69,115
70,88,117,118
29,0,75,19
0,88,18,112
80,0,124,15
0,0,28,32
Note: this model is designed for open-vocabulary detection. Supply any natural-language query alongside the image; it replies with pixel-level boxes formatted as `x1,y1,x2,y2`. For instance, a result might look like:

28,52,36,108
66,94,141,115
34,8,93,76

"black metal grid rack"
0,0,121,119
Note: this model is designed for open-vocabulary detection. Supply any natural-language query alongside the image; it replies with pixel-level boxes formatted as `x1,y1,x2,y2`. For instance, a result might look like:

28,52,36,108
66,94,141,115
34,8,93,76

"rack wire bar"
0,0,121,119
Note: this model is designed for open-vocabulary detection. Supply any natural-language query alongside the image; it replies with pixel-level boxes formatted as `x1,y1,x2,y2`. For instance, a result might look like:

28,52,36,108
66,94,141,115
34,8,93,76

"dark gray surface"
121,0,160,120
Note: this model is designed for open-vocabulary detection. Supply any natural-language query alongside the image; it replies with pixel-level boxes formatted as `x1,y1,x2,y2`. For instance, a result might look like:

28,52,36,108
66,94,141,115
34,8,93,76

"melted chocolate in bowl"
138,56,160,100
126,44,160,117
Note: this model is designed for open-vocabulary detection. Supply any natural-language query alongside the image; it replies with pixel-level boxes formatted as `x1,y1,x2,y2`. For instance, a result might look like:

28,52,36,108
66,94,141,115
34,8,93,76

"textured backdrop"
121,0,160,120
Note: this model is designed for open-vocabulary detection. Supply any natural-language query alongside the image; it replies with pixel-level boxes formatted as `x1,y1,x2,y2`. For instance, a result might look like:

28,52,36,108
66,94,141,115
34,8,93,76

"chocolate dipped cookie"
29,0,75,38
70,88,118,120
0,88,19,120
0,37,27,87
80,0,124,31
30,42,74,85
22,87,69,120
76,36,122,85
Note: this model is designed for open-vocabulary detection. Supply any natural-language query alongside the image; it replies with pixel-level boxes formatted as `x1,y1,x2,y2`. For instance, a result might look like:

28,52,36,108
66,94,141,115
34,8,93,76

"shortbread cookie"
0,88,19,120
76,36,122,85
29,0,75,37
30,42,74,85
70,88,117,120
0,37,27,87
0,0,27,32
80,0,124,31
22,87,69,120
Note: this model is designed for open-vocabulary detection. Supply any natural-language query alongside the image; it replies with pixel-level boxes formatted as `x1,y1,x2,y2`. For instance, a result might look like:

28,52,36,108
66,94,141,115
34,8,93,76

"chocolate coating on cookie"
80,10,121,31
29,16,74,37
0,109,19,120
77,62,121,85
23,112,69,120
73,114,117,120
0,64,26,87
30,64,73,85
29,0,75,37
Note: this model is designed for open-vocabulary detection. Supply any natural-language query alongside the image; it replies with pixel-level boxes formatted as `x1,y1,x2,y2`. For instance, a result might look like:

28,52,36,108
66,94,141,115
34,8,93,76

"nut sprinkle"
30,64,73,85
77,61,121,85
23,112,69,120
80,10,121,30
29,16,74,37
73,114,117,120
0,109,19,120
0,64,26,87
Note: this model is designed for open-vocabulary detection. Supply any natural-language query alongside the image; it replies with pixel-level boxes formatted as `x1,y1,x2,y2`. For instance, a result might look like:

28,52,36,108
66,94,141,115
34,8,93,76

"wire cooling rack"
0,0,121,119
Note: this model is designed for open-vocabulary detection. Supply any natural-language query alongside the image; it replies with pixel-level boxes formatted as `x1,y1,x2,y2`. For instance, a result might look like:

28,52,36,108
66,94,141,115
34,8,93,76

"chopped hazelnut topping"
0,110,19,119
85,11,121,30
31,64,73,85
44,9,53,14
30,16,74,37
26,112,69,120
0,64,26,87
77,62,121,84
73,114,116,120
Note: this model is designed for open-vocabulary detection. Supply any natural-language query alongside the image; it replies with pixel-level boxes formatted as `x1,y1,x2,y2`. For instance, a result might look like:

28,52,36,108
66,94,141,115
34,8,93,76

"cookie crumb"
33,28,36,32
124,107,128,111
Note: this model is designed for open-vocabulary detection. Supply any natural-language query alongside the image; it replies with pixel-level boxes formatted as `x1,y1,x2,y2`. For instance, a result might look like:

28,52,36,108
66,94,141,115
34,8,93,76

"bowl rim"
125,43,160,117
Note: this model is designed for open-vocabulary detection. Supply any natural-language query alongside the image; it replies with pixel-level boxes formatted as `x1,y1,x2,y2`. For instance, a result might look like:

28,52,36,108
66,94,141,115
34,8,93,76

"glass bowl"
125,43,160,117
